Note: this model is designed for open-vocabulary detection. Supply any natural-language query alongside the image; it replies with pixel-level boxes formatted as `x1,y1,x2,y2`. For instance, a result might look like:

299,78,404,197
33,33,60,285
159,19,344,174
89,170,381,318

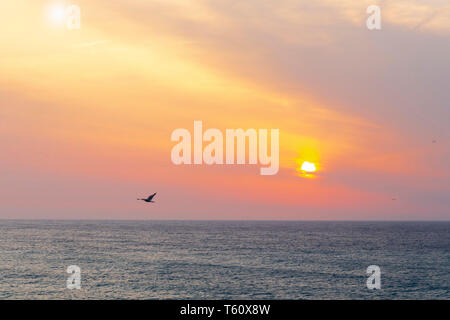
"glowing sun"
300,161,317,173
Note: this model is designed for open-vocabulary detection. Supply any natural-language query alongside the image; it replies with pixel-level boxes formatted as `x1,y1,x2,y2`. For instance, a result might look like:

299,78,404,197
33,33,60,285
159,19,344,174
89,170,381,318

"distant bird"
138,193,157,203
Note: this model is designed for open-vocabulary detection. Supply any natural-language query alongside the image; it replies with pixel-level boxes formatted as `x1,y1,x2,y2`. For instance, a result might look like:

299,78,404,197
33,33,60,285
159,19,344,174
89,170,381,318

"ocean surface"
0,220,448,299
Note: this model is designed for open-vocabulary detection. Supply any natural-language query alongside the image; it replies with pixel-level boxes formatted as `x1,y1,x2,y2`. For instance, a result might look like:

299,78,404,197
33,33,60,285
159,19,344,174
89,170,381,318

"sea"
0,220,448,299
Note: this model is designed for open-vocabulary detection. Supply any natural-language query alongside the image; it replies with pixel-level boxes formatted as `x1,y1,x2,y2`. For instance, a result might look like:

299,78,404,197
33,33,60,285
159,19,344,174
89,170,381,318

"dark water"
0,220,448,299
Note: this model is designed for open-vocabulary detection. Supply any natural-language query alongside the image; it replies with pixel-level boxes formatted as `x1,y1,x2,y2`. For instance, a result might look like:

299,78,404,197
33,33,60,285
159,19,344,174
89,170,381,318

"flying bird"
138,193,157,203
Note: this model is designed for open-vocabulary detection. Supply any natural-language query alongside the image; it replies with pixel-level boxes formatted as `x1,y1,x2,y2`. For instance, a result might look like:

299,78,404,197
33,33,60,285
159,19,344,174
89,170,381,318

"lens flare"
48,5,66,24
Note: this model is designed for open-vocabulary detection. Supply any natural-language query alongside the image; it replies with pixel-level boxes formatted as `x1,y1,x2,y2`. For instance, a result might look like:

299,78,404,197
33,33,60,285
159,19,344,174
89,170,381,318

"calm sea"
0,220,448,299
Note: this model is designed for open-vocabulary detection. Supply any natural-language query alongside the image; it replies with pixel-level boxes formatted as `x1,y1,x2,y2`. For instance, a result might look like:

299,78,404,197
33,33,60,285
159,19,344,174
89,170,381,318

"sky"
0,0,449,220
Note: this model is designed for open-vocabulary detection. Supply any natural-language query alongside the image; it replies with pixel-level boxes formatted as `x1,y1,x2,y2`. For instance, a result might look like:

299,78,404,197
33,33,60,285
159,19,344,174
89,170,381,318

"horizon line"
0,219,449,222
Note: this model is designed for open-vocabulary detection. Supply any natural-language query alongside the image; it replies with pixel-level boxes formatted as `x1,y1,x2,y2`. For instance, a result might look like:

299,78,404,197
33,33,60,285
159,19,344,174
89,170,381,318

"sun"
300,161,316,173
296,160,318,178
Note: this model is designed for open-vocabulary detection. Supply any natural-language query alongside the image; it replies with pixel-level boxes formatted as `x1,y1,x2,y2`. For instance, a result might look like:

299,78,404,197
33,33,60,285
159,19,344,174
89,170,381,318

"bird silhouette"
138,193,157,203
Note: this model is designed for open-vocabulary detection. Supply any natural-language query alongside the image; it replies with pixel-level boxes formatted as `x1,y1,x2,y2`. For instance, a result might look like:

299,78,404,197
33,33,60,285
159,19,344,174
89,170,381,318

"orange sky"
0,0,449,220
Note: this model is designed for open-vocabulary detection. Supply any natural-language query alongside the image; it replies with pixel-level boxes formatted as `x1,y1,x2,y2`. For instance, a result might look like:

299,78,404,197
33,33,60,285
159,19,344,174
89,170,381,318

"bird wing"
147,193,157,200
